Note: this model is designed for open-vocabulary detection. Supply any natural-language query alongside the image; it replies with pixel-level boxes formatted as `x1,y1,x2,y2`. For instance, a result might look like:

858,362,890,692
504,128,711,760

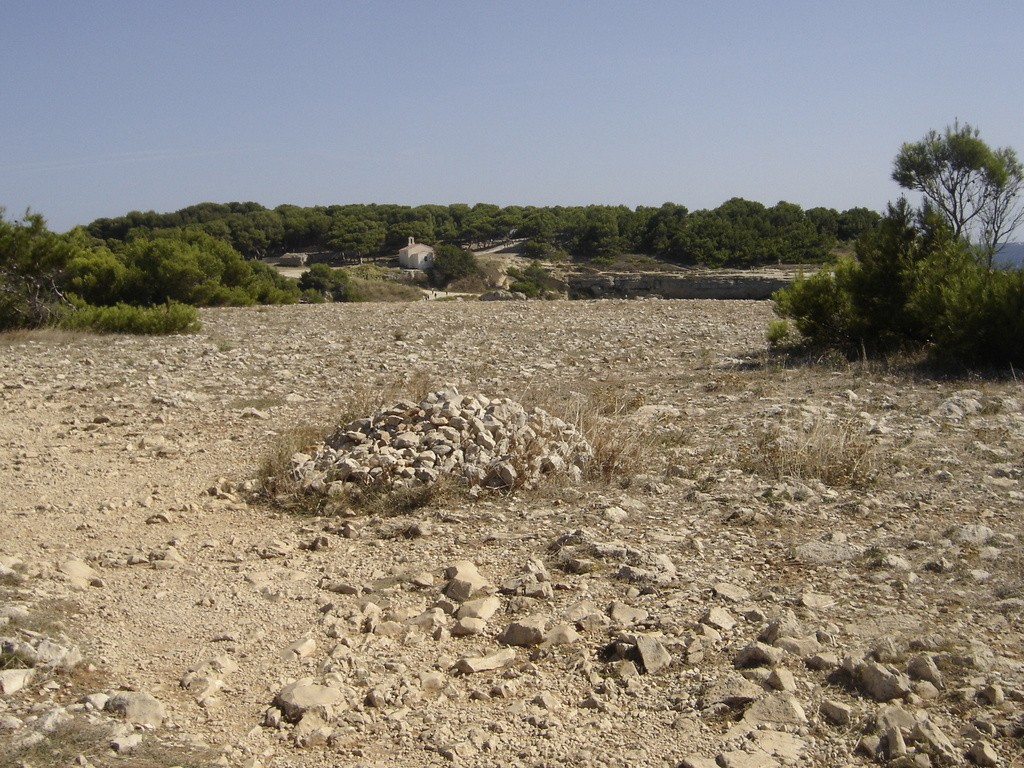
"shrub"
430,245,480,288
0,211,83,330
297,263,354,301
58,300,201,335
771,198,1024,367
766,319,795,348
507,260,555,298
910,246,1024,366
772,263,856,350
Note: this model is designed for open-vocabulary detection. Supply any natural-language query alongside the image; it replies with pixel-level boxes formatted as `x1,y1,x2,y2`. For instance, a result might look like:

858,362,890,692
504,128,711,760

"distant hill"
995,242,1024,268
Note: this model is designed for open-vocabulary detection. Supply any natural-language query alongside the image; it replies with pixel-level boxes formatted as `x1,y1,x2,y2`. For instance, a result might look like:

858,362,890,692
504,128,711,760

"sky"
2,1,1023,232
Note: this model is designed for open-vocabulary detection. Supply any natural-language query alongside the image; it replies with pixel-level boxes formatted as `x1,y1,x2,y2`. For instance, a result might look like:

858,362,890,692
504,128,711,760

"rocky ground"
1,299,1022,768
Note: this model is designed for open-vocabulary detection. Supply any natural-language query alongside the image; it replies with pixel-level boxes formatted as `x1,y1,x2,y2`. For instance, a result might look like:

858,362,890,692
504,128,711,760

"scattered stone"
635,634,673,674
456,595,501,621
774,634,822,657
734,641,782,668
702,605,736,631
498,615,548,647
280,636,316,661
910,719,958,764
968,739,1001,767
907,654,944,689
717,751,780,768
544,623,582,645
858,660,912,702
742,692,807,727
454,648,516,674
713,582,750,602
452,616,487,636
0,668,34,695
820,699,852,725
800,591,836,610
104,690,167,727
701,674,764,709
110,730,144,754
608,601,649,626
273,679,343,722
59,559,102,589
766,667,796,692
445,560,490,602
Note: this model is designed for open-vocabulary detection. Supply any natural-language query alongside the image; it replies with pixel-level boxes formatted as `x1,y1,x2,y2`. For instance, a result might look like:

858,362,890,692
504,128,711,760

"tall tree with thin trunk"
892,122,1024,268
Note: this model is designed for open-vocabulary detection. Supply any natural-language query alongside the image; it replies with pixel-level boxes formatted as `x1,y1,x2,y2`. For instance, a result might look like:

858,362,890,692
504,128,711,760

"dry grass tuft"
351,278,423,302
255,423,328,503
344,472,461,516
523,380,654,487
742,414,886,488
0,718,217,768
0,327,90,347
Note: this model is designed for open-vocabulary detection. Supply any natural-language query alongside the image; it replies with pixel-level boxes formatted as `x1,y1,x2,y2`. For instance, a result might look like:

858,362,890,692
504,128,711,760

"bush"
772,263,855,349
910,245,1024,366
58,300,201,335
773,200,1024,368
298,263,354,301
430,245,480,288
0,212,83,330
507,260,555,298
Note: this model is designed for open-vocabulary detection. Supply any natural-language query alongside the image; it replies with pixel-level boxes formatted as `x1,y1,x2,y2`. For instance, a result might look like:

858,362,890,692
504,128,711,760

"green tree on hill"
429,244,480,288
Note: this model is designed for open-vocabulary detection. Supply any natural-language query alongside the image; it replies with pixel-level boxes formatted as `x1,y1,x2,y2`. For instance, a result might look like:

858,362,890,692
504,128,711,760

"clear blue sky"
3,1,1023,232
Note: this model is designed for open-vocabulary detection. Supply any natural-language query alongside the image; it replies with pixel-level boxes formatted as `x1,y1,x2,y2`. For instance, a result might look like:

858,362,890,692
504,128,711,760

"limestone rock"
273,679,343,722
907,653,944,689
59,559,102,589
820,699,852,725
498,615,548,647
968,740,1001,767
454,648,516,674
701,674,764,709
857,660,912,702
742,692,807,727
445,560,489,602
456,595,501,621
635,634,672,674
702,606,736,631
104,690,167,727
0,668,34,695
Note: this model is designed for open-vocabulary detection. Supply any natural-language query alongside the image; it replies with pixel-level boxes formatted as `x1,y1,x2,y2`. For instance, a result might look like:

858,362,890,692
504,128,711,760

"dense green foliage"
297,263,354,302
85,198,877,267
429,244,480,288
774,124,1024,367
0,210,299,334
507,261,555,298
0,212,80,329
59,299,201,335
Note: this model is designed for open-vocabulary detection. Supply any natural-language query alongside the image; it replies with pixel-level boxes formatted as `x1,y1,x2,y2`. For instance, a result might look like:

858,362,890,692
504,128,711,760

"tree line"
0,215,300,334
85,199,881,267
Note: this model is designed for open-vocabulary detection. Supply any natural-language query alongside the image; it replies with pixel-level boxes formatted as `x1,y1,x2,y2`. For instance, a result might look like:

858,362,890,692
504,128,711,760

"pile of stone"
289,389,592,493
